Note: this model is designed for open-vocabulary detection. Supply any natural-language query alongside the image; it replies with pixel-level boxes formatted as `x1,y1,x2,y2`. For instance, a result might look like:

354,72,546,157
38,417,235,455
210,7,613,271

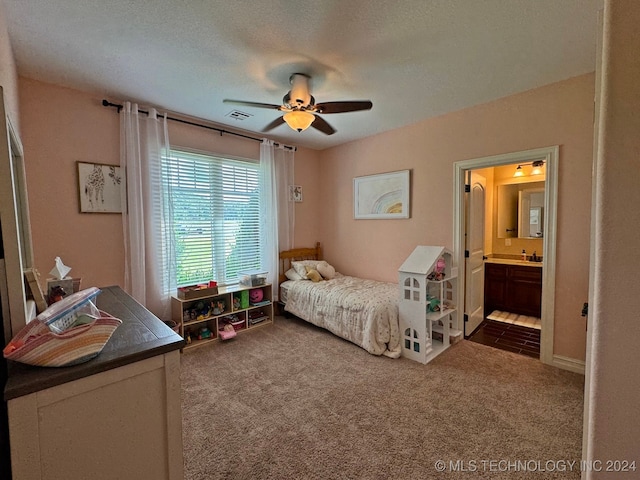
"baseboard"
552,354,585,375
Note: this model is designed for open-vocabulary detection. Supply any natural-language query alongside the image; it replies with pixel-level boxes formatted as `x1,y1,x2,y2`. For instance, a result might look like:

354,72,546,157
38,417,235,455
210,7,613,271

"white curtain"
120,103,175,320
260,139,294,293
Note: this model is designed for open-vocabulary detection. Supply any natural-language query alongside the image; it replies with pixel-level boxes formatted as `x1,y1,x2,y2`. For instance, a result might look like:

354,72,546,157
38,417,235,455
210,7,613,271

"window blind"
161,149,261,286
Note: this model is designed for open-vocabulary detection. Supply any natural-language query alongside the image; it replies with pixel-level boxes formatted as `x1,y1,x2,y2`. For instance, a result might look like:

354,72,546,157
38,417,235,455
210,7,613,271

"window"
161,149,262,286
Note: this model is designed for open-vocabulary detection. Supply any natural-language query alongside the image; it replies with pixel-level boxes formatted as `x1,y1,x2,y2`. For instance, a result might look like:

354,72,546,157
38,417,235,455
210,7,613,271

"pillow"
284,268,303,281
292,260,323,279
305,266,323,283
316,261,336,280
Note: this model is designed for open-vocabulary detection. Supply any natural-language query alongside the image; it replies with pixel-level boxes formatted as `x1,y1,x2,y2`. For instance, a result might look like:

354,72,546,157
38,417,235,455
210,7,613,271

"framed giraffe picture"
77,162,124,213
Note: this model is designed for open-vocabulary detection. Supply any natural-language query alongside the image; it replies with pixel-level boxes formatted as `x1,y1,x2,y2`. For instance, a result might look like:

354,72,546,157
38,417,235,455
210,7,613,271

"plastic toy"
212,300,225,315
198,326,212,340
427,297,441,312
249,288,264,303
219,323,237,340
428,258,446,281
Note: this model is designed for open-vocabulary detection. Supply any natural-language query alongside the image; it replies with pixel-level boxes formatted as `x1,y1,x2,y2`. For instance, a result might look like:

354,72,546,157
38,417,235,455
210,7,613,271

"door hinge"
581,302,588,317
464,250,470,258
465,184,471,193
464,314,469,323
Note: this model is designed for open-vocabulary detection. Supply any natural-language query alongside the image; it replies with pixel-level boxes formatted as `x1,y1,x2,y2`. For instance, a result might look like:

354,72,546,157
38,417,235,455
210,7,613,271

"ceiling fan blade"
223,99,282,110
262,116,286,132
310,115,336,135
315,101,373,114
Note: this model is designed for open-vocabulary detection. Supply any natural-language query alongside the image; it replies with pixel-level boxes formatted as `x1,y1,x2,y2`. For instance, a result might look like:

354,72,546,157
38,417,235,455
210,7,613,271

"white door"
464,171,486,336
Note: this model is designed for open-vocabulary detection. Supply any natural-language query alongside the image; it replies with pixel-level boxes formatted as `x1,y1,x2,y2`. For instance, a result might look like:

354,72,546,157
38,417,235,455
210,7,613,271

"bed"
279,243,401,358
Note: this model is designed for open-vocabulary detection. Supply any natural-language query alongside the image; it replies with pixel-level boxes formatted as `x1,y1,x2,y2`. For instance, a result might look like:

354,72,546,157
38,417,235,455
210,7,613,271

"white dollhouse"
398,246,462,364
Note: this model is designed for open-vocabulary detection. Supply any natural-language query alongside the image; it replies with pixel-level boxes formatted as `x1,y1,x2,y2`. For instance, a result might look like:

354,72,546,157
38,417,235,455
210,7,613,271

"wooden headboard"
278,242,322,286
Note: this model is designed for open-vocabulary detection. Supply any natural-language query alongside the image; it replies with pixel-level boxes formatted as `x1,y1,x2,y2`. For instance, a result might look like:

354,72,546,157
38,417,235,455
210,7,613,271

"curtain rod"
101,99,296,151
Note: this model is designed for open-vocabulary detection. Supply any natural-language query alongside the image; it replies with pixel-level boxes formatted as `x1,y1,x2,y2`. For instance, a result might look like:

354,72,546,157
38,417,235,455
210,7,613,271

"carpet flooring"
181,316,584,479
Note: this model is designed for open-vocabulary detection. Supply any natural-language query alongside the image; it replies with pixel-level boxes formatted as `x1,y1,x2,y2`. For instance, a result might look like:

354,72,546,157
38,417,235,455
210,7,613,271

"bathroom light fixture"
513,160,545,177
531,160,544,175
283,110,315,132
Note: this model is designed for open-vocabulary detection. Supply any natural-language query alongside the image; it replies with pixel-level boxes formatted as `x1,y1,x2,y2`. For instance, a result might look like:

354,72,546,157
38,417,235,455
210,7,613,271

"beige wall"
319,74,595,361
8,3,640,470
19,77,321,290
0,0,20,132
20,78,124,289
584,0,640,475
19,75,593,364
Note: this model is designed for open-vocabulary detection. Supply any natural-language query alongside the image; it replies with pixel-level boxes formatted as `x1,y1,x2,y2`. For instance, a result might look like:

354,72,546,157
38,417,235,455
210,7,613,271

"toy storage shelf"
398,246,461,364
171,283,273,350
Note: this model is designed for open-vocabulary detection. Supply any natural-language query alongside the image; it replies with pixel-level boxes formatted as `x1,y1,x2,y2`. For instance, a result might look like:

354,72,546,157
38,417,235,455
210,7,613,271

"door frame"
453,145,559,367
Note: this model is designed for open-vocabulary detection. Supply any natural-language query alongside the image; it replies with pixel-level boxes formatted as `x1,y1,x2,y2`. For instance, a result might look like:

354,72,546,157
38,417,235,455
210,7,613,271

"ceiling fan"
223,73,373,135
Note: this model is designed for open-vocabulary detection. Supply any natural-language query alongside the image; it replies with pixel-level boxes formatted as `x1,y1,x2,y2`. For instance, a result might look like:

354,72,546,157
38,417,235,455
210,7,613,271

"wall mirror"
0,88,33,340
496,181,545,238
519,186,545,238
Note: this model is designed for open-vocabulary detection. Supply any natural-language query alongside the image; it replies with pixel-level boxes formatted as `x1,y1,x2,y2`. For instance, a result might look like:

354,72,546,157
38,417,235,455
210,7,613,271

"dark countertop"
4,285,184,401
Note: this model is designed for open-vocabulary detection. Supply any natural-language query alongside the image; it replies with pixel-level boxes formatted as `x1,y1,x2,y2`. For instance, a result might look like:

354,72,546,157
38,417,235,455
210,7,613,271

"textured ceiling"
4,0,602,150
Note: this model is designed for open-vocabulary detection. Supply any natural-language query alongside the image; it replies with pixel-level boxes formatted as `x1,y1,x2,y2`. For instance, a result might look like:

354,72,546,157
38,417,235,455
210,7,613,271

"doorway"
453,146,558,366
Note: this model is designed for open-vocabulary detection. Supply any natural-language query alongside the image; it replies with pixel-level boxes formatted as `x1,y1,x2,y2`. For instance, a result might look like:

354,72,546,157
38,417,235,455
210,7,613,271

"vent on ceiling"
225,110,253,121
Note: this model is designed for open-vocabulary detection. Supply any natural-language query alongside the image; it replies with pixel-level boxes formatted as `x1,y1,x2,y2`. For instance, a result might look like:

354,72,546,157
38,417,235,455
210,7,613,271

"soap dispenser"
521,249,527,261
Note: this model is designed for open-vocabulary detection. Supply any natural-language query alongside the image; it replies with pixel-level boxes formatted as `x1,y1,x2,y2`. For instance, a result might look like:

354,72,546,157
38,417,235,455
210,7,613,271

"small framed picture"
24,268,48,313
77,162,124,213
289,185,303,203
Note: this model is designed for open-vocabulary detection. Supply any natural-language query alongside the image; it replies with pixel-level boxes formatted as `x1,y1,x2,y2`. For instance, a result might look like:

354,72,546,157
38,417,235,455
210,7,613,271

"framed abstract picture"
77,162,124,213
354,169,410,219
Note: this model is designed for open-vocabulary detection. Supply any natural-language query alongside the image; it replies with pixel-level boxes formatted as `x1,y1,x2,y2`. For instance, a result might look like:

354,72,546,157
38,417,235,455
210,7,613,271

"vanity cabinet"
484,263,542,318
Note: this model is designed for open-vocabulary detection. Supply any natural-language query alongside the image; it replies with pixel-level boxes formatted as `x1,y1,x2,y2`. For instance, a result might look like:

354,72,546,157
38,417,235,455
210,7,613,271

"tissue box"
239,270,267,287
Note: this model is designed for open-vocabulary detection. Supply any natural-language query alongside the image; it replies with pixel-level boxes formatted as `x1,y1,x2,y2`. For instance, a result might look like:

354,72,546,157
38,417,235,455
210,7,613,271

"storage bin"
2,287,124,367
177,283,218,300
238,270,267,287
38,287,101,333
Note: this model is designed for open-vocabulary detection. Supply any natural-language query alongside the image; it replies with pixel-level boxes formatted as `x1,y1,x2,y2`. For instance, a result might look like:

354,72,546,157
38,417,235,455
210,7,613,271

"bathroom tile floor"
469,319,541,358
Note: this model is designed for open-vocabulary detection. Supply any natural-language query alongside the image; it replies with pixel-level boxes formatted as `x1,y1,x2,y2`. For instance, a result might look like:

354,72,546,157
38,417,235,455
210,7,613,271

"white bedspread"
284,275,401,358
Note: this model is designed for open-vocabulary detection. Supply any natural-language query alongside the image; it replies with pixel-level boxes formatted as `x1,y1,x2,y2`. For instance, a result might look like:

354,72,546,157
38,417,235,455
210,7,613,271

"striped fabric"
3,310,121,367
487,310,541,330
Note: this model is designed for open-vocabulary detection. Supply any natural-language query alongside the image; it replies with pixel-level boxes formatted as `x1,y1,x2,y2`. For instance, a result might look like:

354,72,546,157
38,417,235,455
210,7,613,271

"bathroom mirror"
518,186,545,238
496,181,545,238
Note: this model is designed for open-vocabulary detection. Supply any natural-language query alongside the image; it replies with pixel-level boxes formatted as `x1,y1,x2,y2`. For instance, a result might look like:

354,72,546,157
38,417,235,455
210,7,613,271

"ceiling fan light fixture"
223,73,372,136
283,110,315,132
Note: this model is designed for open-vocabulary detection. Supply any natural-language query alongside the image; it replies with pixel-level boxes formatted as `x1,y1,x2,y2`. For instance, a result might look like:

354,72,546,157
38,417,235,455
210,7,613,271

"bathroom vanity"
484,259,542,318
